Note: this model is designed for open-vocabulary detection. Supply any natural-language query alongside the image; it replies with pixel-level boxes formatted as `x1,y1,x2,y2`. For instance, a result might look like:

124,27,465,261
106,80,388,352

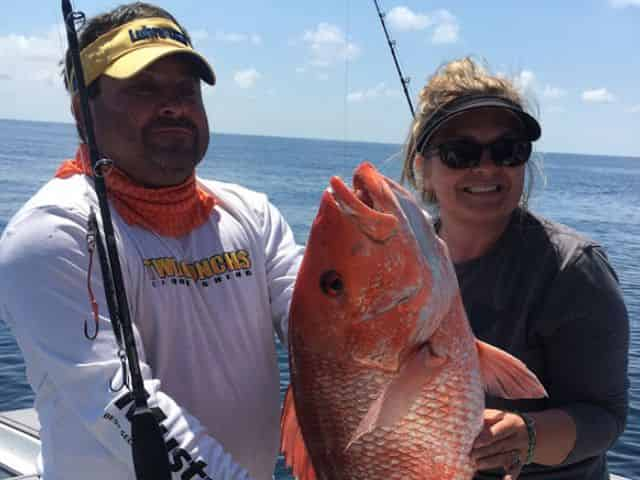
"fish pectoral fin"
476,339,548,399
346,343,448,451
280,386,318,480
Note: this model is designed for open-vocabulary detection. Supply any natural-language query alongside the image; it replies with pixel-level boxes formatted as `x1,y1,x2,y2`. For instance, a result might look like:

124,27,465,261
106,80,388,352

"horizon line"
1,116,638,161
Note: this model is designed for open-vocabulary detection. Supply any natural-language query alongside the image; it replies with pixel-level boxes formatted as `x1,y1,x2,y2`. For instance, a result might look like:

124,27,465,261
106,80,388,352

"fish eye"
320,270,344,297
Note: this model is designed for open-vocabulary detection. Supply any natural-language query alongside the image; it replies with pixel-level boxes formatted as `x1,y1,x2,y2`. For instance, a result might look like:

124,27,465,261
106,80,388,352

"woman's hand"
471,409,529,480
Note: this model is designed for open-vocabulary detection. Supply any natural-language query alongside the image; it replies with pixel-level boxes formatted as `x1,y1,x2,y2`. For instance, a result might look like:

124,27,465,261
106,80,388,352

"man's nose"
158,94,186,117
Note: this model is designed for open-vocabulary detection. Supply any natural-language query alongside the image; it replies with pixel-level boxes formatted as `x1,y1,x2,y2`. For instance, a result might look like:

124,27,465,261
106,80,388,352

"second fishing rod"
372,0,415,118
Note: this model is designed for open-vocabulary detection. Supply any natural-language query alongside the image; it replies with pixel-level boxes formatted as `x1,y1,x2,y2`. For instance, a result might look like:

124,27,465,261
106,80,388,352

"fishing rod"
61,2,171,479
372,0,415,117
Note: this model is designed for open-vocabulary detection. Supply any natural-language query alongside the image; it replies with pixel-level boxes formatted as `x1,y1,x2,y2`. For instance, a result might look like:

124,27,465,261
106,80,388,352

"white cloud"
432,23,459,44
627,104,640,113
387,7,459,44
295,66,306,74
431,11,460,44
0,31,62,62
545,105,566,113
582,88,616,103
0,25,66,86
33,69,60,85
543,85,567,99
217,31,244,43
513,70,536,94
387,6,431,30
216,31,262,45
347,83,398,102
302,23,360,68
610,0,640,7
234,68,261,89
190,29,209,42
497,69,537,96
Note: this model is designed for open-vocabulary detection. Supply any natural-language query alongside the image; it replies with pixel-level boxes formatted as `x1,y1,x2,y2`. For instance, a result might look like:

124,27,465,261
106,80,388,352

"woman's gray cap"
415,95,542,153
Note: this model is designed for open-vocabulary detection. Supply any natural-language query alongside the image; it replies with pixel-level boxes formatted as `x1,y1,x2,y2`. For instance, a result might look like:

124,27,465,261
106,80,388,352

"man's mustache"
144,118,197,133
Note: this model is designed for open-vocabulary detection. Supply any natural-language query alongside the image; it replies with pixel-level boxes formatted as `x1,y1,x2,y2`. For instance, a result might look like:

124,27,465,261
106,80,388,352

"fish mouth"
328,162,388,214
328,163,399,241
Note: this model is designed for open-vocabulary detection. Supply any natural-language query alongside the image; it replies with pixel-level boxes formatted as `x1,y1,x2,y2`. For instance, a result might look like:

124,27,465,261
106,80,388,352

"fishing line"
343,0,351,164
381,149,404,167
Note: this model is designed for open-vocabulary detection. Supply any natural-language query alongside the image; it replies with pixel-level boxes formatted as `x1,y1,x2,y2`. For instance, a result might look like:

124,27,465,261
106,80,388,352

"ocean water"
0,118,638,478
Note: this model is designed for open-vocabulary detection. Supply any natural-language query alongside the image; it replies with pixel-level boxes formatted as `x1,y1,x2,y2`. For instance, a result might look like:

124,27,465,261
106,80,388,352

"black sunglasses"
423,137,532,169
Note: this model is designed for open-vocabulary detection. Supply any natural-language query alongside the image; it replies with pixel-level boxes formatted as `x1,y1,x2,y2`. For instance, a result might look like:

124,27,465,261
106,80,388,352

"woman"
402,57,629,479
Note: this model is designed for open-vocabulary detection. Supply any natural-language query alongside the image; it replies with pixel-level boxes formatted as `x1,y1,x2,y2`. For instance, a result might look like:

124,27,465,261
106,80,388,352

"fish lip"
329,163,395,215
329,174,386,219
327,165,400,242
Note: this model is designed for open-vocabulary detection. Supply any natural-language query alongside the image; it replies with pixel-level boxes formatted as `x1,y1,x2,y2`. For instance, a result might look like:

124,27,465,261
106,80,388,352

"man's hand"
471,409,529,480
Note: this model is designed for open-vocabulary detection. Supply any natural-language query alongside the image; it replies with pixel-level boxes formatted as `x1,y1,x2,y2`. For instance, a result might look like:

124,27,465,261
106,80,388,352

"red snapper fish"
280,162,547,480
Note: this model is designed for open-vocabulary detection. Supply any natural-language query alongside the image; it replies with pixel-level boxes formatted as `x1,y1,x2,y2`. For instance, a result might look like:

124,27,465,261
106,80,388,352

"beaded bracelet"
516,412,537,465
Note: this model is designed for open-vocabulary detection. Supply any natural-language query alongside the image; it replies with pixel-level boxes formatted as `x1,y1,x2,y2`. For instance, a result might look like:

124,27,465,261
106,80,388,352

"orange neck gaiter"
55,144,216,238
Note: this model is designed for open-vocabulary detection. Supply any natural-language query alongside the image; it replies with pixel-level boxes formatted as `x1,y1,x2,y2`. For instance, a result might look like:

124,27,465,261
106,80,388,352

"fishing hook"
84,212,100,340
109,349,128,393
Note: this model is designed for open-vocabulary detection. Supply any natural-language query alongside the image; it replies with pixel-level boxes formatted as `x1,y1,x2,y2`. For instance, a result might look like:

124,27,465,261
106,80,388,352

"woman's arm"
471,245,629,478
542,246,629,462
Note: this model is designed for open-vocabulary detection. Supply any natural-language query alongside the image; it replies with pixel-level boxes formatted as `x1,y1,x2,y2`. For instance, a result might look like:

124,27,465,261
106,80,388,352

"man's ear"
70,94,86,141
70,94,80,121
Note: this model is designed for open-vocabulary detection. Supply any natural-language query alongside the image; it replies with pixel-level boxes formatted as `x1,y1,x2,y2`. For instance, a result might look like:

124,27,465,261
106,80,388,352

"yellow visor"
71,17,215,90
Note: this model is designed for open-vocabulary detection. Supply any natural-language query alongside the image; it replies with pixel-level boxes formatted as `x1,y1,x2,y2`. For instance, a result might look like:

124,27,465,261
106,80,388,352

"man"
0,3,302,479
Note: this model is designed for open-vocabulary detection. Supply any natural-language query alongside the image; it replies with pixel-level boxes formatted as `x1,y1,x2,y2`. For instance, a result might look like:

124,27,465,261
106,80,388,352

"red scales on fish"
280,162,547,480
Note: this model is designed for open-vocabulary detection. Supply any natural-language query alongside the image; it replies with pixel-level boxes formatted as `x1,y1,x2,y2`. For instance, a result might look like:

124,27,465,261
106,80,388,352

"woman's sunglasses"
422,137,532,169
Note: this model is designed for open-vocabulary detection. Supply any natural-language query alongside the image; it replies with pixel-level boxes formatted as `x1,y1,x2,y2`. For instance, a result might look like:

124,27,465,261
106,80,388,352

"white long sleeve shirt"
0,174,303,480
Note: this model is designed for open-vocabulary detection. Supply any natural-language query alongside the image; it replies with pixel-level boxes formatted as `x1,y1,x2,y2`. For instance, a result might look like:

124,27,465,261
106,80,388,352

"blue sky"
1,0,639,157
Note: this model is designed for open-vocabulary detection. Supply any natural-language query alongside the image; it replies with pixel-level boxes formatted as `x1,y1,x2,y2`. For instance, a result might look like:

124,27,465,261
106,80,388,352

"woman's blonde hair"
402,56,541,208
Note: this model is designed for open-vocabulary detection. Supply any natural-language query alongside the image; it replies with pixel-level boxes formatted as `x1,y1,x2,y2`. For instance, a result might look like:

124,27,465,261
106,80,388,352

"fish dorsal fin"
476,340,548,399
346,343,448,450
280,386,317,480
